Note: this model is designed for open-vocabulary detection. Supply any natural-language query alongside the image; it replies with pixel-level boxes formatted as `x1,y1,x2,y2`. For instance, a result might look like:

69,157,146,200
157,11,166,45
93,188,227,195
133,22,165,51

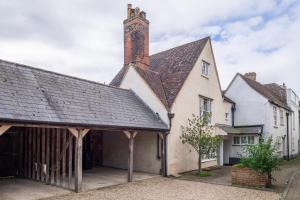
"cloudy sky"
1,0,300,94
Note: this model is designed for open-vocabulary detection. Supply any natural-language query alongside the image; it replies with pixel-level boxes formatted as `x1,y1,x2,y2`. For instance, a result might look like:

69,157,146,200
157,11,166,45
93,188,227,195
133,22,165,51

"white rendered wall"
225,75,268,126
167,40,229,174
120,66,169,126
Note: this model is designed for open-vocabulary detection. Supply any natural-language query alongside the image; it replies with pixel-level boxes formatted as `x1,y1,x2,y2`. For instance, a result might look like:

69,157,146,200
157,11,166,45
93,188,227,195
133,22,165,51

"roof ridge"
0,58,131,92
150,36,210,57
239,74,290,109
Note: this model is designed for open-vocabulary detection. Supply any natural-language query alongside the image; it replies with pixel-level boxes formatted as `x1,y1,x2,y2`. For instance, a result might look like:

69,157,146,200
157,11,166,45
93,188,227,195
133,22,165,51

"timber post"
68,128,90,193
124,131,138,182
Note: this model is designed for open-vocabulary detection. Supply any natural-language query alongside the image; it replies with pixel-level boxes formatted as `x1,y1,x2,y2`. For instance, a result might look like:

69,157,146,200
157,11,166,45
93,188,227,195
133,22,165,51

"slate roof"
0,59,168,131
216,124,263,135
110,37,210,109
239,74,290,110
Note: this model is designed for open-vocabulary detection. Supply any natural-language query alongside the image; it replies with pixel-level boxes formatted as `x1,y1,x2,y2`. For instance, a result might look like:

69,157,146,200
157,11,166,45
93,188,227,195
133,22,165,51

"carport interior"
0,126,166,193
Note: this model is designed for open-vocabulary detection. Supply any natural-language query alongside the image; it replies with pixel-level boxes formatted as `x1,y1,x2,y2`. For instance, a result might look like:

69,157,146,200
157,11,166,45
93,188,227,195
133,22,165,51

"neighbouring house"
224,72,300,164
110,4,233,175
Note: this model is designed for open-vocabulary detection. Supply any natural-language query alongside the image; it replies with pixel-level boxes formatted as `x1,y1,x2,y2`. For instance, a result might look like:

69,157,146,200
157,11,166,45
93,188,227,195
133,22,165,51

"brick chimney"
244,72,257,81
123,4,149,69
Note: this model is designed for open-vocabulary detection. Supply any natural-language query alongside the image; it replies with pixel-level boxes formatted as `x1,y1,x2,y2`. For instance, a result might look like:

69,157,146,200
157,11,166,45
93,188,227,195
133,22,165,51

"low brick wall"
231,166,269,187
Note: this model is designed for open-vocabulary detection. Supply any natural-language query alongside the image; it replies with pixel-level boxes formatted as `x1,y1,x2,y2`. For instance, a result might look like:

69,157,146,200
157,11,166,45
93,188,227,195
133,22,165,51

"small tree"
180,114,221,174
239,137,281,182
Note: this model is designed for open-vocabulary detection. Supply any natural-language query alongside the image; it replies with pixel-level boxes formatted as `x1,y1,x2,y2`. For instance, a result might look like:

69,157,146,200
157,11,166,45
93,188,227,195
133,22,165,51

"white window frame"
280,109,284,126
233,135,255,146
202,60,210,77
273,106,278,127
200,96,212,123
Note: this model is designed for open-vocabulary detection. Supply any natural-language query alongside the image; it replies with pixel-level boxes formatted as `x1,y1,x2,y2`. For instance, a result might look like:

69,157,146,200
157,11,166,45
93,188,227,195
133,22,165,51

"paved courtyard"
44,177,279,200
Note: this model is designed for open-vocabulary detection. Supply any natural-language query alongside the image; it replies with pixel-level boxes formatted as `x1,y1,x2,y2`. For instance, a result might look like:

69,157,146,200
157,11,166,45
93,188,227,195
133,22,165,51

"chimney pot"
244,72,257,81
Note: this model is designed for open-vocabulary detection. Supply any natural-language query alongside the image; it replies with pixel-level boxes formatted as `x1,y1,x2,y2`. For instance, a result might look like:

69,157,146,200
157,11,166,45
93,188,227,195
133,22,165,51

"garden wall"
231,166,269,187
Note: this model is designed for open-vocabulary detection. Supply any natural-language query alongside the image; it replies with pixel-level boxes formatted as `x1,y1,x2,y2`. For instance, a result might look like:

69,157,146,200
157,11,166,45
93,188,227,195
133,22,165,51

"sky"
0,0,300,95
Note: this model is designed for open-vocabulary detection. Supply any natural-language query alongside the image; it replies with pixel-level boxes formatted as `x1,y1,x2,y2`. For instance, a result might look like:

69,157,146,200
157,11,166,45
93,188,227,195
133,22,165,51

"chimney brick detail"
124,4,149,69
244,72,257,81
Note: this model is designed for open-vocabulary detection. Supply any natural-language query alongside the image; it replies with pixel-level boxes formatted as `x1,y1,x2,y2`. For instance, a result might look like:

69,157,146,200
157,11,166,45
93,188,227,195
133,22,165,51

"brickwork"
123,4,149,69
231,166,269,187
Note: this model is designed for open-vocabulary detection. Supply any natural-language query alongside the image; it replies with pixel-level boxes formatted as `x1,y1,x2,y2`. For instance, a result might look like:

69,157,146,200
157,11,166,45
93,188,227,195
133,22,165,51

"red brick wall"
231,166,269,187
123,6,149,69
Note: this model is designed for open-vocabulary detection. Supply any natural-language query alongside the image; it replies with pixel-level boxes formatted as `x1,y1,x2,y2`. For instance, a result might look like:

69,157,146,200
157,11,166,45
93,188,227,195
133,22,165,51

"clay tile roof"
239,74,290,110
264,83,287,104
0,59,168,131
110,37,209,108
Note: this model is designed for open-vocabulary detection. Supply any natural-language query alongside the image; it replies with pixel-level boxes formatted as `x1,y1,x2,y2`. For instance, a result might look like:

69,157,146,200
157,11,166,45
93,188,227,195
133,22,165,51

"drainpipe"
231,104,236,127
163,113,174,177
286,112,290,161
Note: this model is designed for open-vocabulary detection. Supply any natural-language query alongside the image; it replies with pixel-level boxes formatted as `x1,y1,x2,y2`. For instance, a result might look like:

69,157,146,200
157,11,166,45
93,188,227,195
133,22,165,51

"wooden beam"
62,129,67,187
74,134,83,192
46,128,50,183
68,132,73,189
126,131,138,182
56,129,61,185
51,129,55,184
41,128,46,182
73,128,90,192
0,125,12,136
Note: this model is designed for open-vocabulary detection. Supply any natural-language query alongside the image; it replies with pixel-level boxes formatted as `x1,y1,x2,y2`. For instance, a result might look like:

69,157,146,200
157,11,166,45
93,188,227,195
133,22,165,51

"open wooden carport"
0,60,169,193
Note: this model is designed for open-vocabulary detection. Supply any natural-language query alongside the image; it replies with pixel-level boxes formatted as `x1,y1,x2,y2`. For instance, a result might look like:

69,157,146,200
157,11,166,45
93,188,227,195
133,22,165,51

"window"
273,106,278,126
241,136,247,144
280,109,284,126
202,61,210,77
292,112,295,130
233,135,255,145
248,136,255,144
233,136,240,145
225,113,229,122
200,97,212,123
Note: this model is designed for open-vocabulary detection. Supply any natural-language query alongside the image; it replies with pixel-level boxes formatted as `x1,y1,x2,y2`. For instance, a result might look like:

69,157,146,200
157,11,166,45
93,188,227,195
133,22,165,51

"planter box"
231,166,270,187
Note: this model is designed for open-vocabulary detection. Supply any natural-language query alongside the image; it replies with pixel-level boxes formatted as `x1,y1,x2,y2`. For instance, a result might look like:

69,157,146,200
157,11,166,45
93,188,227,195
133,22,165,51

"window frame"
199,95,213,124
233,135,255,146
201,60,210,77
273,106,278,127
280,109,284,126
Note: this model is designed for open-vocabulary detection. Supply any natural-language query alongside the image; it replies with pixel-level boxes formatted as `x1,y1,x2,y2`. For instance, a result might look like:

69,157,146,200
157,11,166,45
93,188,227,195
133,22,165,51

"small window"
202,61,210,77
241,136,247,144
248,136,254,144
273,106,277,126
233,136,240,145
280,109,284,126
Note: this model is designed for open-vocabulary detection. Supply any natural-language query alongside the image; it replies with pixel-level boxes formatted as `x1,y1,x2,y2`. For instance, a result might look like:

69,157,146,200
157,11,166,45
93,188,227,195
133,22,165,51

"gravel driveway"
44,177,279,200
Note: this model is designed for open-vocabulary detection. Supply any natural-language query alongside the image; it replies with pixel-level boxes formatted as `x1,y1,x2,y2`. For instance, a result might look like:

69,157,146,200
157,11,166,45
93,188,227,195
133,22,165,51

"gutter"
231,104,236,127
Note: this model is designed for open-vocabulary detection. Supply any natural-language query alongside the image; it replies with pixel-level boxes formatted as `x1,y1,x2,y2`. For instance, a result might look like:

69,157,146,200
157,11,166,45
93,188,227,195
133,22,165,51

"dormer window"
202,61,210,77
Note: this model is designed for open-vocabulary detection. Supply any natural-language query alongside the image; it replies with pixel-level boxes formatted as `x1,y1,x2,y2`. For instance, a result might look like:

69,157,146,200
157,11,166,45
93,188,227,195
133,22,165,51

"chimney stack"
244,72,257,81
123,4,149,69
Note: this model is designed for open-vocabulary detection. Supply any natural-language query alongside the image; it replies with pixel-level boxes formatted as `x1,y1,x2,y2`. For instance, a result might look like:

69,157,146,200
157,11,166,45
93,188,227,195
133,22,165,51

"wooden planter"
231,165,270,187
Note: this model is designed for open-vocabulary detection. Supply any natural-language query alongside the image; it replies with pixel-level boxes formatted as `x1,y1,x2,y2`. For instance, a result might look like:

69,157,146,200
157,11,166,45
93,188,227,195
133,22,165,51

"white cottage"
224,72,299,163
110,4,232,175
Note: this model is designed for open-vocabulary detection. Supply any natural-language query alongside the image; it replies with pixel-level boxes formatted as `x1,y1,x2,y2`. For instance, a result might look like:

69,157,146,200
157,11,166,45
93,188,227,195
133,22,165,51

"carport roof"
216,124,263,135
0,59,168,131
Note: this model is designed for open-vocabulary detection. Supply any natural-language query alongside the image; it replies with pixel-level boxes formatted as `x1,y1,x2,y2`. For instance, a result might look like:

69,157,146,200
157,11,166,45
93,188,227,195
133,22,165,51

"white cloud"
0,0,299,94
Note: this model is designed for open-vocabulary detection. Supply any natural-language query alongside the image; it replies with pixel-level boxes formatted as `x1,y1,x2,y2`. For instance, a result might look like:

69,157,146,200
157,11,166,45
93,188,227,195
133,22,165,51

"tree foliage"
180,114,221,173
239,137,281,180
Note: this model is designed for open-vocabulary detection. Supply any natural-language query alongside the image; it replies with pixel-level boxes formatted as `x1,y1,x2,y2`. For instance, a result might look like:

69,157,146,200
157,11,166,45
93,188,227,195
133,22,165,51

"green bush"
239,137,281,180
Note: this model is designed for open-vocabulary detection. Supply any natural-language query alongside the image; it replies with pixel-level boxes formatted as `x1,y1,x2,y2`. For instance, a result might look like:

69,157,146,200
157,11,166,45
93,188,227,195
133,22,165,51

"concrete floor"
0,167,157,200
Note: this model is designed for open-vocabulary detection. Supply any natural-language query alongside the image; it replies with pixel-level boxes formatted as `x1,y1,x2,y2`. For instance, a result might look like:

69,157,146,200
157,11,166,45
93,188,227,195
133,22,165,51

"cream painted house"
110,4,233,175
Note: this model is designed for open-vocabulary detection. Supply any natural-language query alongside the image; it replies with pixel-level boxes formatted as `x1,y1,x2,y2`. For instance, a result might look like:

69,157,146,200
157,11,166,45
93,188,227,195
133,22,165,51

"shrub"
239,137,281,180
